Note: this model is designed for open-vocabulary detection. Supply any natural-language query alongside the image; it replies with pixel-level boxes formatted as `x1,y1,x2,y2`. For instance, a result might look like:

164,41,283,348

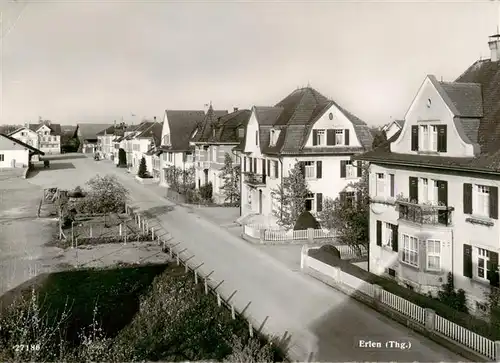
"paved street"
21,154,466,362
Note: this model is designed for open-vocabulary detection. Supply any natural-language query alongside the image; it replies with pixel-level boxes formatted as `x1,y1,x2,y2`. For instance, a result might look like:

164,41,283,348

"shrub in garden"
185,189,202,204
199,182,213,201
293,211,321,231
137,157,149,178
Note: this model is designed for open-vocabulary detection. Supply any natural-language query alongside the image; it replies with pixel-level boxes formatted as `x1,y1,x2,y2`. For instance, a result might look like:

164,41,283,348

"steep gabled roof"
77,123,113,140
192,108,250,144
0,133,45,155
190,106,229,143
29,122,62,136
355,59,500,174
136,122,163,147
164,110,206,151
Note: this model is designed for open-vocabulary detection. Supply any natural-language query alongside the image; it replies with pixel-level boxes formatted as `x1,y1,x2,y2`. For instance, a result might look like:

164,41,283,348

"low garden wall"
301,246,499,362
243,225,340,245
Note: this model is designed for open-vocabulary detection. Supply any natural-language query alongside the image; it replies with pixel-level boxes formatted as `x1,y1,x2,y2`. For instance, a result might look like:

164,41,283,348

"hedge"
308,247,500,340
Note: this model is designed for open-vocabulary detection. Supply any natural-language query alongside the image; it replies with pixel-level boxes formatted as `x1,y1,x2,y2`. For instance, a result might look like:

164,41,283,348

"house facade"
382,120,405,140
8,127,40,160
96,123,127,160
76,123,113,154
190,106,246,203
159,110,207,187
236,87,373,226
0,133,45,168
136,122,163,179
9,121,61,156
129,120,158,174
354,34,500,313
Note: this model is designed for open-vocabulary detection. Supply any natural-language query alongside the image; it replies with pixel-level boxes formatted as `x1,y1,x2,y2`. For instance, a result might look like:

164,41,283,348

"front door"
259,190,263,214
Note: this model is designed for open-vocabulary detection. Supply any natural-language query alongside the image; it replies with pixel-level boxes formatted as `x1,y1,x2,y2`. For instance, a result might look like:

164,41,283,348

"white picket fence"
244,224,337,242
301,248,497,361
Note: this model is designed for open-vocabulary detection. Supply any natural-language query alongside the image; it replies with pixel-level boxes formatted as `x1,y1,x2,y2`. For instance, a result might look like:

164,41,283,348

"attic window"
238,127,244,139
427,98,432,108
329,113,333,120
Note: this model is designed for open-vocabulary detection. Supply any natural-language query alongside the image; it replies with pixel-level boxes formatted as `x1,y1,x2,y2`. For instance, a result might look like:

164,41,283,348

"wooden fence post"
248,321,253,337
217,293,221,307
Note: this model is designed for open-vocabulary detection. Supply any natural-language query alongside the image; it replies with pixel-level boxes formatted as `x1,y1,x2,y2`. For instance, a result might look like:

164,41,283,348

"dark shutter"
463,183,472,214
490,186,498,219
253,158,257,173
411,125,419,151
267,160,271,177
299,162,306,179
340,160,347,178
312,130,318,146
255,130,258,145
437,125,447,152
316,161,322,179
463,244,473,278
437,180,448,206
391,225,398,252
327,129,334,145
316,193,323,212
274,161,279,179
390,174,395,197
357,161,362,177
488,252,499,287
249,157,252,172
262,159,266,176
409,177,418,203
344,129,350,145
243,157,247,172
376,220,382,246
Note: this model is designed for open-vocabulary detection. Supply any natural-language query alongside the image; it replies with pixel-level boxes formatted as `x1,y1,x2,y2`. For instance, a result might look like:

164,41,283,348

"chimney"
489,34,500,62
233,107,238,112
154,116,157,122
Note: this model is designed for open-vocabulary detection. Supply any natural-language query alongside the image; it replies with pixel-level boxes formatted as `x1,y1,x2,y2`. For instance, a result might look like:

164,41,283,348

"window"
335,129,344,145
345,161,356,179
476,248,490,280
21,132,26,136
420,125,429,150
420,178,428,203
474,185,490,217
344,191,355,206
402,234,418,267
419,125,438,151
0,154,4,162
212,147,217,161
304,161,315,179
238,128,244,138
168,152,173,162
431,126,438,151
383,222,393,247
426,240,441,271
316,130,325,145
270,130,276,146
163,134,171,145
376,173,386,196
305,193,315,211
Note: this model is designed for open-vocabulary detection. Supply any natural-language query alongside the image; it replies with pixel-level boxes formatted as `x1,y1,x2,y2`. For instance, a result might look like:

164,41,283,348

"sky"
0,0,499,127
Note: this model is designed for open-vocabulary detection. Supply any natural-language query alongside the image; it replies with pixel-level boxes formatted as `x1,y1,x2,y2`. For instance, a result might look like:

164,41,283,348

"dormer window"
269,129,280,146
238,127,244,139
163,134,171,145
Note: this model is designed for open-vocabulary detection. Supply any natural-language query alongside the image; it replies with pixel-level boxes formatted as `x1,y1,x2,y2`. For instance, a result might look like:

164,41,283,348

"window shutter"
409,177,418,203
463,244,473,278
437,125,447,152
411,125,419,151
344,129,350,145
376,220,382,246
490,186,498,219
340,160,347,178
243,157,247,172
262,159,266,176
255,130,258,145
267,160,270,177
327,129,334,145
357,161,363,177
390,174,395,197
488,252,499,287
437,180,448,206
248,157,252,172
391,225,398,252
316,193,323,212
463,183,472,214
312,130,318,146
274,161,279,179
316,161,322,179
253,158,257,173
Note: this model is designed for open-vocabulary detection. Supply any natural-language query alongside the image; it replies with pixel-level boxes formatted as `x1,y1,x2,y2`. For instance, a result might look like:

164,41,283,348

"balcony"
244,172,266,187
396,200,454,226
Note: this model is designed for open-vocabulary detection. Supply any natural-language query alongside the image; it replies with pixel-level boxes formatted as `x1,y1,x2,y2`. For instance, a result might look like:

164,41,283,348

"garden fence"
243,224,338,243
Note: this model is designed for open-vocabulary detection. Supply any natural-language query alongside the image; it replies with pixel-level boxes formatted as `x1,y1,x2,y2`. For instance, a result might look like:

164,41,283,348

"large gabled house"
96,122,127,160
128,119,159,174
353,33,500,314
158,110,207,187
0,133,45,168
190,106,248,203
75,123,113,154
9,121,62,156
137,122,163,180
235,87,373,226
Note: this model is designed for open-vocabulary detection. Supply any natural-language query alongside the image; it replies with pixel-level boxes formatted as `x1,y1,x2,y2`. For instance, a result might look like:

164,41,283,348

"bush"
293,211,321,230
138,157,148,178
308,249,500,340
185,189,202,204
200,182,213,201
68,186,85,198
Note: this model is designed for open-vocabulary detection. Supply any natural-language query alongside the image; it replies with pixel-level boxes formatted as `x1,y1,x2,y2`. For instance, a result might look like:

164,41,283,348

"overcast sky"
0,0,498,126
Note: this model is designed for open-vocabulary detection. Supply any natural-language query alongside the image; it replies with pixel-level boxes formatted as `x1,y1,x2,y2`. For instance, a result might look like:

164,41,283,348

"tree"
138,156,148,178
437,272,468,313
293,210,320,230
118,148,127,166
84,174,129,226
219,153,240,205
371,130,388,149
272,162,310,229
317,162,369,254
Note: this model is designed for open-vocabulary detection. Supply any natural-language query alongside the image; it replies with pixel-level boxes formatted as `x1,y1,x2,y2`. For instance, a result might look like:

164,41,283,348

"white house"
96,122,127,160
76,123,113,154
9,121,62,156
159,110,207,187
190,106,248,203
0,133,45,168
236,87,373,227
129,119,159,174
382,119,405,140
354,33,500,314
136,122,163,180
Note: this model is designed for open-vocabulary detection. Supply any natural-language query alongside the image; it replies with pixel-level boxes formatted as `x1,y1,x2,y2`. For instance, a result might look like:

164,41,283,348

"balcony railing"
244,172,266,186
396,200,454,226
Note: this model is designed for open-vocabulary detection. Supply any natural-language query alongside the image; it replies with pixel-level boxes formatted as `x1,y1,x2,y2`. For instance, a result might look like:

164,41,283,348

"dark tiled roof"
212,109,251,143
165,110,206,151
29,122,62,136
0,133,45,155
77,123,113,140
355,60,500,174
254,106,283,126
438,80,483,117
136,122,163,147
190,106,229,143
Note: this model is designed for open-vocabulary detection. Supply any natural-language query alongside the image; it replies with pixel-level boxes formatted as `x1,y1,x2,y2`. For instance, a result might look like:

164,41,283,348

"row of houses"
48,31,499,314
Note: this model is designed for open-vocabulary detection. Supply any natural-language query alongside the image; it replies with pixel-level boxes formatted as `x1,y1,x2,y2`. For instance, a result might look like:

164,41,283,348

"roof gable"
165,110,206,151
0,133,45,154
